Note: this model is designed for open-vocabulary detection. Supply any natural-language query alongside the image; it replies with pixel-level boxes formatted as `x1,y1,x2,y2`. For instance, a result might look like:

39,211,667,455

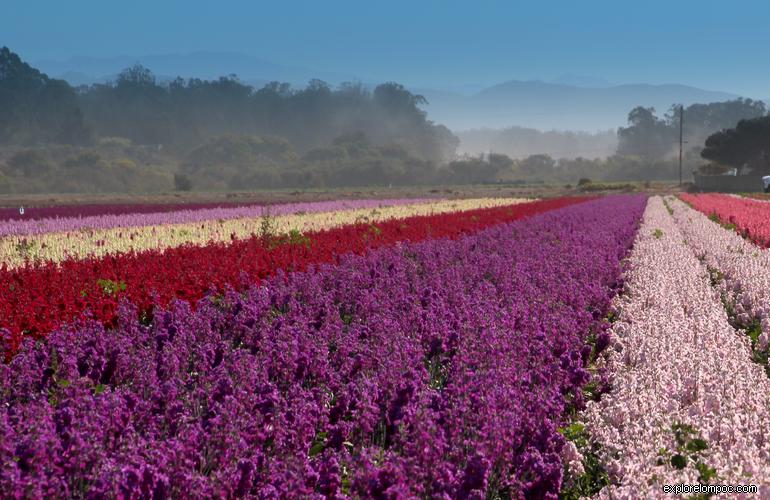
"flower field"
679,192,770,247
3,198,495,266
2,193,770,497
583,197,770,497
0,199,429,237
0,198,531,268
0,197,587,352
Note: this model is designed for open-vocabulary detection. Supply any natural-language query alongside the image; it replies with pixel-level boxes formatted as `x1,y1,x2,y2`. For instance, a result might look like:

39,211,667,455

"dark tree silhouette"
73,66,457,162
0,47,90,145
617,107,674,158
617,100,767,160
701,116,770,174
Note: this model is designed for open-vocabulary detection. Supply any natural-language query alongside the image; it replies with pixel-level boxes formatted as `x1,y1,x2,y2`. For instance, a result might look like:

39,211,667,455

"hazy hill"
418,80,740,131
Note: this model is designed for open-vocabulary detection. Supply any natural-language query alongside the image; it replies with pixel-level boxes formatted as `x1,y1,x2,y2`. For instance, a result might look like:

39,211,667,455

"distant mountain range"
36,51,755,132
417,81,741,132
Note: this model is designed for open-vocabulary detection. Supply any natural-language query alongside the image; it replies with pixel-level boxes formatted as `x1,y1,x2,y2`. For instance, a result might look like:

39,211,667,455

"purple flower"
0,195,645,497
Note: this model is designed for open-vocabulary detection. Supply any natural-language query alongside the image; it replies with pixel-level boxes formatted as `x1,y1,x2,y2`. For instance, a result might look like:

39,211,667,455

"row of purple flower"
0,195,644,498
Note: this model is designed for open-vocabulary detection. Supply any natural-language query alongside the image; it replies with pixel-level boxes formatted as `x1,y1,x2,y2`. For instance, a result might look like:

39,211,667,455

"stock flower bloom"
0,198,579,353
680,193,770,247
669,196,770,356
0,195,644,497
0,198,524,268
583,197,770,498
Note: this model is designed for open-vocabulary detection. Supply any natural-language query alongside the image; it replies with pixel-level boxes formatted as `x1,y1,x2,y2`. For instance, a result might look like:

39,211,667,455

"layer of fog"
455,126,618,160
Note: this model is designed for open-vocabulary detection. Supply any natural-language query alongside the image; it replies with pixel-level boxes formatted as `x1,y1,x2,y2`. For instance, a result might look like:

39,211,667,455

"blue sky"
2,0,770,96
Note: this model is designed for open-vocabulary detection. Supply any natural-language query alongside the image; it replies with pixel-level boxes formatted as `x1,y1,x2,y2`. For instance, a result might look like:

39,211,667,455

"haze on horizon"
3,0,770,99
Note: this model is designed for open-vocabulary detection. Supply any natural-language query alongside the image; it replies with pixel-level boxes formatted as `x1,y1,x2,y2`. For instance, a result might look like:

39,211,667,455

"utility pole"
679,104,684,186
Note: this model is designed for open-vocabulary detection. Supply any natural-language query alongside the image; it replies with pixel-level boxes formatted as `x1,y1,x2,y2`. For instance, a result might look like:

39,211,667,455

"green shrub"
174,173,192,191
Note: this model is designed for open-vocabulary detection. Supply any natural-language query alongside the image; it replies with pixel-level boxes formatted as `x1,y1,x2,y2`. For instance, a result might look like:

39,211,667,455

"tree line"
615,100,770,177
0,47,457,163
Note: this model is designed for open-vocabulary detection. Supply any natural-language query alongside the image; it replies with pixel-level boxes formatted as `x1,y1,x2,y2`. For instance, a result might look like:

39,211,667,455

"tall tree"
617,107,674,158
701,116,770,174
617,99,767,160
0,47,89,145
